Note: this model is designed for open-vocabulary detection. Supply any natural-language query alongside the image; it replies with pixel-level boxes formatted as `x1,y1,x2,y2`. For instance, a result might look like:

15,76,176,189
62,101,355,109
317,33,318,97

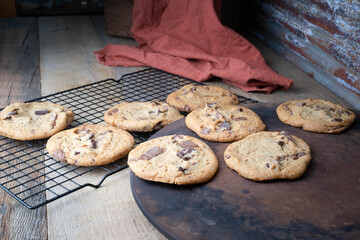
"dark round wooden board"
130,103,360,240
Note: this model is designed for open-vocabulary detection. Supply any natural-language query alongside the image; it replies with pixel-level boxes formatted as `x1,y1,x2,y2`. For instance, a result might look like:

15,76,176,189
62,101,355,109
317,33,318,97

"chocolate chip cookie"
128,135,218,185
0,102,74,140
185,104,265,142
104,101,183,132
224,131,311,181
166,84,239,112
46,124,135,166
276,99,356,133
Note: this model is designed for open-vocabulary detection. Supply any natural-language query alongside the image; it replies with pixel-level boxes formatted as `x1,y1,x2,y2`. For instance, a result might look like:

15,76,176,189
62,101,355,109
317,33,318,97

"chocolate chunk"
296,102,307,107
3,110,19,120
179,140,198,148
74,151,80,155
34,109,49,115
152,101,161,105
52,149,66,162
201,127,211,135
98,130,112,136
178,167,186,173
234,117,247,121
238,108,243,112
225,154,231,159
278,141,285,146
332,118,343,122
138,147,166,160
205,102,217,108
50,114,58,129
291,152,306,160
158,105,168,113
172,135,183,140
190,87,196,92
342,110,351,116
90,139,97,149
7,110,19,116
108,108,119,116
177,147,195,160
266,163,270,168
283,104,293,115
218,120,231,131
149,110,156,114
200,128,211,135
315,105,327,111
171,135,183,143
275,155,286,162
280,131,295,144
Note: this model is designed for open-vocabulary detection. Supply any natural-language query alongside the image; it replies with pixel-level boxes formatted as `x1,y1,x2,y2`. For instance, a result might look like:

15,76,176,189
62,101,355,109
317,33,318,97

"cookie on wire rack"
224,131,311,181
128,135,218,185
104,101,183,132
185,103,265,142
0,102,74,140
276,99,356,133
46,124,135,166
166,84,239,112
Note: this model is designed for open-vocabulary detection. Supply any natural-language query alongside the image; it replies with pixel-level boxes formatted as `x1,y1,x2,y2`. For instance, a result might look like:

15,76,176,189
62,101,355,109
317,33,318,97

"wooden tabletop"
0,15,355,240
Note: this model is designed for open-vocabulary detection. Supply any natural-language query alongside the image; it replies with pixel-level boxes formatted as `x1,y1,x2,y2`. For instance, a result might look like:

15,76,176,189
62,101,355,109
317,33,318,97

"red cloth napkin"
95,0,293,93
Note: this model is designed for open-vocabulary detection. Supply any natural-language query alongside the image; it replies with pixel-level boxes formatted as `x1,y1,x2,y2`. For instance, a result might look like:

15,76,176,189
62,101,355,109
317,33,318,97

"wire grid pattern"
0,68,258,209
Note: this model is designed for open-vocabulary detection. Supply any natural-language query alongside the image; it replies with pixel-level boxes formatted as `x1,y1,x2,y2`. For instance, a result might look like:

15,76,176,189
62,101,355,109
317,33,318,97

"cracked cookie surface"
276,99,356,133
224,131,311,181
46,124,134,166
128,135,218,185
104,101,183,132
166,84,239,112
0,102,74,140
185,104,265,142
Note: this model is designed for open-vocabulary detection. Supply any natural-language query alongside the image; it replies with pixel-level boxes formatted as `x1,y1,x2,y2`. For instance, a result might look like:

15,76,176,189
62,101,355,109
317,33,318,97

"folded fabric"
95,0,293,93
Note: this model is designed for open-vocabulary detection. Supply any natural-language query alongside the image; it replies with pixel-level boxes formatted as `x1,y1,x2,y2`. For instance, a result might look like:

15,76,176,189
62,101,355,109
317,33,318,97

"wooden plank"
0,0,16,17
0,17,46,240
40,16,166,240
90,15,148,80
250,0,360,109
39,16,116,96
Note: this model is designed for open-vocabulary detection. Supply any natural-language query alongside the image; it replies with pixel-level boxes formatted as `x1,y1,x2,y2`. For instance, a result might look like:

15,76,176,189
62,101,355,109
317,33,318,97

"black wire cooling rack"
0,68,258,209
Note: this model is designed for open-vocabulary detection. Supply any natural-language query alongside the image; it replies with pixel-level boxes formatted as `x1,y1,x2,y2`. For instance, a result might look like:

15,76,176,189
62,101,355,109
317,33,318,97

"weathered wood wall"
250,0,359,108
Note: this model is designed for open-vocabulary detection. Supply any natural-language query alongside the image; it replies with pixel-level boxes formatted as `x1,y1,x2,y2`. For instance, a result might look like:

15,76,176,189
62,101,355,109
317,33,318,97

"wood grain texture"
251,0,360,109
0,18,46,240
0,0,16,17
91,15,148,80
0,18,41,107
41,16,166,240
39,16,116,96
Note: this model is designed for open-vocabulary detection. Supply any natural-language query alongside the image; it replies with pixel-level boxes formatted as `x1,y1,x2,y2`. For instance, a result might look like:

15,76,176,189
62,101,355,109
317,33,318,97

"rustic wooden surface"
0,0,16,18
251,0,360,110
0,15,356,240
0,18,46,240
